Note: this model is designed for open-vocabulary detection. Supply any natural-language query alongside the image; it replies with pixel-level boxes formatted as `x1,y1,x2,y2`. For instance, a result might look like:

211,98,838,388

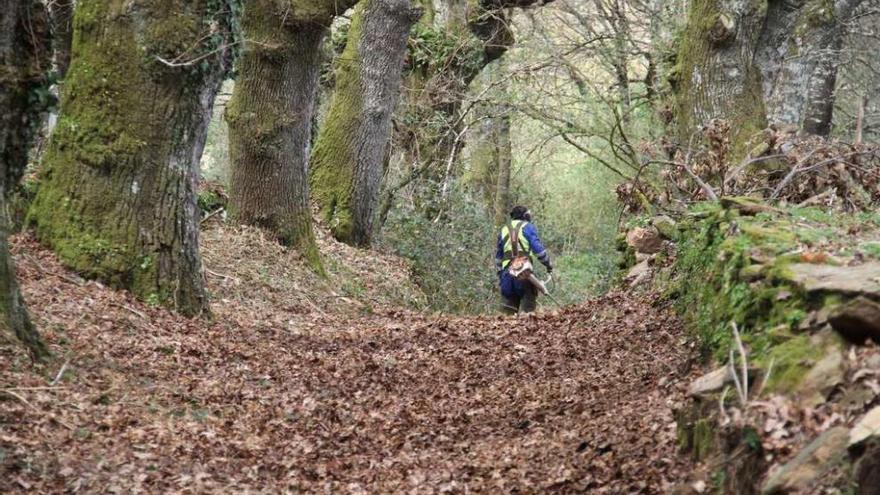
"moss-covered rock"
762,426,850,495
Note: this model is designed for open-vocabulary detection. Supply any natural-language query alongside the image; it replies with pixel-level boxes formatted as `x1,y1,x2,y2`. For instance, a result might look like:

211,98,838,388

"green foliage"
669,204,880,396
671,206,810,360
197,188,226,213
407,24,484,75
552,251,617,305
379,192,498,313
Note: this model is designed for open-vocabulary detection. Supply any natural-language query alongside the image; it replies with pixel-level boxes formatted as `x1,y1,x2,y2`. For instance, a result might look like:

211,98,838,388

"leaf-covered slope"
1,233,699,493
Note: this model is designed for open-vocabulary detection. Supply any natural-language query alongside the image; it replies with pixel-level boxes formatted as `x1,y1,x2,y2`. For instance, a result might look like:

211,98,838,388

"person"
494,206,553,314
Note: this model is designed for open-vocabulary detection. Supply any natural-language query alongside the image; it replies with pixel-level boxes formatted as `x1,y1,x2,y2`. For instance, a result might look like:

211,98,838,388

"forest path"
3,239,699,493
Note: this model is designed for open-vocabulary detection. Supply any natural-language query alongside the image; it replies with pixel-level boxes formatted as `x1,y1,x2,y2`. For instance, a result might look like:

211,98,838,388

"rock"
652,215,678,240
840,385,876,412
785,263,880,297
849,406,880,448
798,349,845,408
626,226,664,254
854,438,880,495
762,426,850,494
688,366,734,397
627,259,651,279
720,196,786,216
740,264,764,282
828,296,880,344
635,252,652,263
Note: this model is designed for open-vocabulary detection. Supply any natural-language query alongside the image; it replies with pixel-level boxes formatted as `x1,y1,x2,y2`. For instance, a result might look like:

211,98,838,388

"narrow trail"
2,239,700,493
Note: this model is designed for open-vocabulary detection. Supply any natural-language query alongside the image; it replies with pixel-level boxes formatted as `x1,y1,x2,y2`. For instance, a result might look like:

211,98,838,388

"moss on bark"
673,0,768,160
310,4,366,244
28,0,232,315
311,0,421,246
226,0,335,271
0,0,51,359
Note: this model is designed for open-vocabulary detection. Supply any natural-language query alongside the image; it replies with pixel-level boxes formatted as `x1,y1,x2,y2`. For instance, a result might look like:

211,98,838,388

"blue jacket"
495,222,550,298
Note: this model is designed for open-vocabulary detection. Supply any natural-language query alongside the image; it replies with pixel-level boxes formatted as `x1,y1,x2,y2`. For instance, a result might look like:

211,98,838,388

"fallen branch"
201,207,225,224
206,269,240,283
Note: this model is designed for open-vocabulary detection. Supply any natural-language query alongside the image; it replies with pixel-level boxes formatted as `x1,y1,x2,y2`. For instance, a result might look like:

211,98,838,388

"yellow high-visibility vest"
500,220,532,269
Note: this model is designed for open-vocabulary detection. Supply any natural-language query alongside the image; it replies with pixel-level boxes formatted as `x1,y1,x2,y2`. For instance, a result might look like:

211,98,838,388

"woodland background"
4,0,880,492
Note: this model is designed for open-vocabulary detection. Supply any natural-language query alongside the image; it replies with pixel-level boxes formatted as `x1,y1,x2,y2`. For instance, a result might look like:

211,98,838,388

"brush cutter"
508,257,561,306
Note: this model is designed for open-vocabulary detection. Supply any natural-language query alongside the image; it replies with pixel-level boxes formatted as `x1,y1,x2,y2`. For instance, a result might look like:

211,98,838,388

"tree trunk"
28,0,232,316
672,0,768,157
388,0,550,222
49,0,75,79
0,0,51,359
469,104,500,212
492,112,512,227
673,0,864,156
310,0,422,247
226,0,341,267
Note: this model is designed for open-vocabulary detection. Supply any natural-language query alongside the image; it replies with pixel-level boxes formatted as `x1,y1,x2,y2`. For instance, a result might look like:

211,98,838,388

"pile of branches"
618,120,880,213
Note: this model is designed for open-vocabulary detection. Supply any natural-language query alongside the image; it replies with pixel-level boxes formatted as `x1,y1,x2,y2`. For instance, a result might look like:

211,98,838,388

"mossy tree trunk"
48,0,75,79
673,0,865,157
310,0,422,247
28,0,233,316
672,0,769,158
389,0,548,222
0,0,51,359
225,0,352,267
491,112,512,227
764,0,861,136
465,60,512,225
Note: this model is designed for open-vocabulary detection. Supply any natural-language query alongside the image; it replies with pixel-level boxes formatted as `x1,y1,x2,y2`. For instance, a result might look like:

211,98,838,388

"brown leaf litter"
1,230,700,493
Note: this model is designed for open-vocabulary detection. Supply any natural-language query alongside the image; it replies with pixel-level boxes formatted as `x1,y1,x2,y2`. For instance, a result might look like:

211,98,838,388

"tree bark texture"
310,0,422,247
491,112,512,227
28,0,233,316
390,0,551,220
0,0,51,358
226,0,347,267
48,0,75,79
674,0,864,156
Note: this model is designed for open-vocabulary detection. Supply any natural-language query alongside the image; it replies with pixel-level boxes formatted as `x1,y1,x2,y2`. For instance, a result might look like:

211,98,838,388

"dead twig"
201,207,225,224
719,385,731,424
206,269,240,283
50,358,70,386
0,389,74,430
22,254,85,286
730,321,749,406
757,357,775,397
729,348,746,406
3,386,69,391
111,303,148,320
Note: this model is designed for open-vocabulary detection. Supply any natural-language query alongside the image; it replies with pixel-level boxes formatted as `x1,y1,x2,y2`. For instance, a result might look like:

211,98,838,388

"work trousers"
501,282,537,315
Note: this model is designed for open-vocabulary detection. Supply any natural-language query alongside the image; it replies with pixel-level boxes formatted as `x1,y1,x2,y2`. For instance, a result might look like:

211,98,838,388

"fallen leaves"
2,235,700,493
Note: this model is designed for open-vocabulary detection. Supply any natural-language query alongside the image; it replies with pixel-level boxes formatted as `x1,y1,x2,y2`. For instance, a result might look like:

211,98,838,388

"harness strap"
508,220,520,258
